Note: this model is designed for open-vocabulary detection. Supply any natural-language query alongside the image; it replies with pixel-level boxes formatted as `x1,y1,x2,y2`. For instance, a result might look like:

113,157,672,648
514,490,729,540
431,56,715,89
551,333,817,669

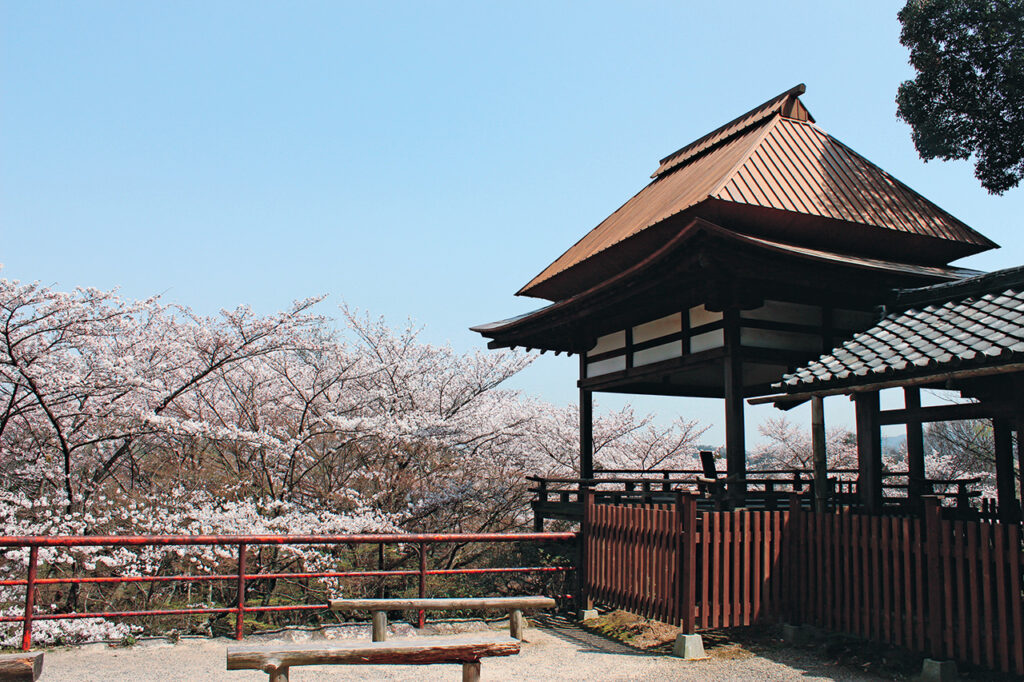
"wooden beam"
879,401,1017,425
329,597,556,611
0,653,43,681
723,308,746,508
904,387,926,513
226,636,520,675
811,396,827,513
749,362,1024,405
854,391,882,514
993,418,1022,523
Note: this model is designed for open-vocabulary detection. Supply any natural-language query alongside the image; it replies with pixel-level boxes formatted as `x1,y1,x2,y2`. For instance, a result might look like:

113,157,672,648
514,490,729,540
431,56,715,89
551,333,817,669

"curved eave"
473,217,976,352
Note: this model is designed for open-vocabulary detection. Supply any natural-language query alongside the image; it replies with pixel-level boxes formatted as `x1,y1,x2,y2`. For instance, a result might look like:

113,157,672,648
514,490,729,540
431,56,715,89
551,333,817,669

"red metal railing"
0,531,577,650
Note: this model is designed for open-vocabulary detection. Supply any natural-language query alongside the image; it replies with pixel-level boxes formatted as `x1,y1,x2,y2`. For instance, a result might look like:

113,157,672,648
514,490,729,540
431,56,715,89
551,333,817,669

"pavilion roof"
777,266,1024,393
518,85,996,301
473,217,979,353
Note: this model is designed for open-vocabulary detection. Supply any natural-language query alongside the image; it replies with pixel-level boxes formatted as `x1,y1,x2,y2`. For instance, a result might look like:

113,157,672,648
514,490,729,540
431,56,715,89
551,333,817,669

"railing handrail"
0,531,576,548
0,531,579,651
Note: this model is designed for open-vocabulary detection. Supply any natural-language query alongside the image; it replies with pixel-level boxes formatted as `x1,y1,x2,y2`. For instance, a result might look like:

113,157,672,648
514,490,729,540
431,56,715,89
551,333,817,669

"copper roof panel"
518,86,997,300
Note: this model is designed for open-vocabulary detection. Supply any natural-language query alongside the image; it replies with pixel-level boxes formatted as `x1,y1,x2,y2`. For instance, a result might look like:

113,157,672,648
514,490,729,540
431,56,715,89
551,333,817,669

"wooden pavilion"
473,84,996,508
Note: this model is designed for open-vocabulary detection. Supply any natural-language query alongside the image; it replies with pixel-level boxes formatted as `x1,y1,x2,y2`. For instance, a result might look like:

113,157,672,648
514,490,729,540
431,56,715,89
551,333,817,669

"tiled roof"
518,85,995,301
780,267,1024,390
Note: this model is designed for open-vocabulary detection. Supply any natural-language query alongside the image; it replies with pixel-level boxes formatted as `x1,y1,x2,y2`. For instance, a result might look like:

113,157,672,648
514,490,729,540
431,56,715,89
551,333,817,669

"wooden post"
678,491,697,634
854,391,882,515
266,663,289,682
509,609,525,639
235,543,247,641
993,418,1021,523
417,544,427,629
462,661,482,682
811,396,828,513
371,610,387,642
21,546,38,651
580,488,593,612
922,496,943,658
580,353,594,481
723,308,746,509
904,387,926,514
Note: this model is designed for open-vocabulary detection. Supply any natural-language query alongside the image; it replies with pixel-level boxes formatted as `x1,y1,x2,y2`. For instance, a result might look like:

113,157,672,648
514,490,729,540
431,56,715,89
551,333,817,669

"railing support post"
580,488,593,612
418,542,426,628
923,496,943,658
678,491,697,634
235,542,246,641
21,545,38,651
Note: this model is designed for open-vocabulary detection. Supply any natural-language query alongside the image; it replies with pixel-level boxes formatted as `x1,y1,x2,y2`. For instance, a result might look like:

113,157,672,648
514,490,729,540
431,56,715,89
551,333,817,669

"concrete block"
672,633,708,660
781,623,810,645
578,609,599,621
920,658,957,682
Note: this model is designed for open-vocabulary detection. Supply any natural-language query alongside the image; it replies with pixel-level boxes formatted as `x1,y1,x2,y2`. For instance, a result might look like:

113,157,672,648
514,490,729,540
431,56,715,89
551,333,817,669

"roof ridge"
652,84,810,179
892,265,1024,310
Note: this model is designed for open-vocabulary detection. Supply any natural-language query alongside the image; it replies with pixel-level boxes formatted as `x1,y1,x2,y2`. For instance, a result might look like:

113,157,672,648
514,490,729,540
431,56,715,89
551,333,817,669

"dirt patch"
579,611,1019,680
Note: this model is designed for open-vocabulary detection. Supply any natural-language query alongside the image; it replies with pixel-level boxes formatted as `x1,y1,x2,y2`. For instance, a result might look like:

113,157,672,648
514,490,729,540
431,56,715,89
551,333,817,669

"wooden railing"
582,494,1024,676
531,468,990,527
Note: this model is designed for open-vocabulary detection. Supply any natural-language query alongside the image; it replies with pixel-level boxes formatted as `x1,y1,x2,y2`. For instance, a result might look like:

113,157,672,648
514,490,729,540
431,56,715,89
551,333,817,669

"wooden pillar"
854,391,882,514
1018,421,1024,522
993,417,1021,522
580,355,594,481
723,308,746,508
904,386,926,514
811,395,827,513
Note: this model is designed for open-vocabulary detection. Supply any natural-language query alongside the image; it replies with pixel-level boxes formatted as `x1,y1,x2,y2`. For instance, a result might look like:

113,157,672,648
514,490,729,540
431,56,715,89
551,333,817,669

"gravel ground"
37,620,882,681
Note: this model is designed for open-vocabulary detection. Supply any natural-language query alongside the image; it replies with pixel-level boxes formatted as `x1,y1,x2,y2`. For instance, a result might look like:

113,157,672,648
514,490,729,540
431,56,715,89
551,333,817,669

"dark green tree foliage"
897,0,1024,194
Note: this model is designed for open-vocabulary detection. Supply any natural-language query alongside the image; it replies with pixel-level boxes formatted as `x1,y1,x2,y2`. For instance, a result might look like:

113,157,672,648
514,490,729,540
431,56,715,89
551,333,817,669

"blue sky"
3,2,1022,444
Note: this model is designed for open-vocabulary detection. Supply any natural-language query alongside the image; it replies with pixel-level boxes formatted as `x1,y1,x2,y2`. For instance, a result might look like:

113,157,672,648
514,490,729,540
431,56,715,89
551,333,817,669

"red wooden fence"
582,493,1024,676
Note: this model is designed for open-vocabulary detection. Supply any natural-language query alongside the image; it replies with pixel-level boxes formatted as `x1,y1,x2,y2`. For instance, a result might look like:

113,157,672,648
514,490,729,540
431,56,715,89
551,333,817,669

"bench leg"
462,661,481,682
264,665,288,682
509,608,525,640
371,610,387,642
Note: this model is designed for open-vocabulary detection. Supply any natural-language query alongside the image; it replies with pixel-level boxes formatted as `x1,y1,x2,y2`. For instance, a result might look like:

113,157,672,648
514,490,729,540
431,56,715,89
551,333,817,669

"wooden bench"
328,596,556,641
226,634,519,682
0,653,43,682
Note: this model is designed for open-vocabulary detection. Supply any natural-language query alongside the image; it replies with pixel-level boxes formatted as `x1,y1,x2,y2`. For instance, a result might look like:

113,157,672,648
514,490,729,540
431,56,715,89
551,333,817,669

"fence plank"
941,517,954,654
980,523,995,669
1008,524,1024,676
994,522,1009,674
967,522,981,666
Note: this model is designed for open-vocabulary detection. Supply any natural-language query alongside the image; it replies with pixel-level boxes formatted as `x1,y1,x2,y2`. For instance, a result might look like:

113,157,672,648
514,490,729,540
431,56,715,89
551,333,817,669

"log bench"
226,634,519,682
0,653,43,682
328,596,556,641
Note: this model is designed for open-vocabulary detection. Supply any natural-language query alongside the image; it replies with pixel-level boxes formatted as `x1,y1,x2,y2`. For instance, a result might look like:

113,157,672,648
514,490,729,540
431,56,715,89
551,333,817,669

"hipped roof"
518,85,996,302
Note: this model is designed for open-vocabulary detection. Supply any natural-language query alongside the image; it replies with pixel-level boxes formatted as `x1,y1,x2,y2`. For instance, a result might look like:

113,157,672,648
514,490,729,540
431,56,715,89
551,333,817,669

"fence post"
235,543,247,640
678,491,697,634
580,488,593,612
418,542,427,628
21,545,38,651
788,493,803,625
922,495,943,658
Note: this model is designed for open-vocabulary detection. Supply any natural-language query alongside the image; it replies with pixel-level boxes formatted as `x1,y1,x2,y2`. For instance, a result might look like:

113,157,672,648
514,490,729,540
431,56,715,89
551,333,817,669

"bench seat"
227,634,519,682
328,596,556,641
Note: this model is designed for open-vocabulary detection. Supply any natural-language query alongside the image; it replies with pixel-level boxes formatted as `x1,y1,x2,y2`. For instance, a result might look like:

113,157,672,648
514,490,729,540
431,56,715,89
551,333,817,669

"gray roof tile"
779,268,1024,390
